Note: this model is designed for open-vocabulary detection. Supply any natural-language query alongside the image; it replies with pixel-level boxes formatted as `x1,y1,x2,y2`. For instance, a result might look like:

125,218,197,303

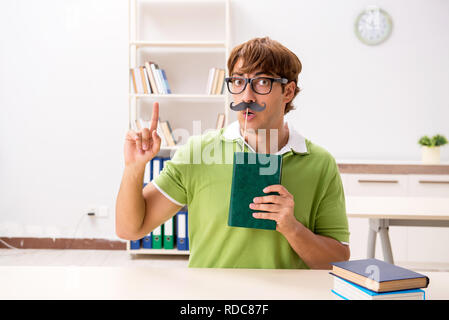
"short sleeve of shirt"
313,158,350,244
151,143,190,206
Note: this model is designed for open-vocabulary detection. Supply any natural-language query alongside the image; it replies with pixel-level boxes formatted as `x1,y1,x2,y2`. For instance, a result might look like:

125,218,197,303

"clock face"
355,7,393,45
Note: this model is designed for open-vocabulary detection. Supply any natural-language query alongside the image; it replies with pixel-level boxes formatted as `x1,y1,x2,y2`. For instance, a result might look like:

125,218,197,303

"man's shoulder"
169,129,224,163
303,139,339,173
306,139,333,158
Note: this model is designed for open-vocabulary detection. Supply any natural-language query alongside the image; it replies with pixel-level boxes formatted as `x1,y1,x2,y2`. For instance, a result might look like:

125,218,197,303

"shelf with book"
128,0,230,256
129,0,231,129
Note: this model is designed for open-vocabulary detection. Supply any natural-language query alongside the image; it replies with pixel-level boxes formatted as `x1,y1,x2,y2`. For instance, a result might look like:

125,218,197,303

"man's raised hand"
124,102,161,167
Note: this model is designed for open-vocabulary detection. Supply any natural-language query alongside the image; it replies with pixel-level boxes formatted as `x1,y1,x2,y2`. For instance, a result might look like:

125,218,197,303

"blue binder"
151,157,163,181
142,233,152,249
176,210,189,251
130,239,141,250
162,157,169,169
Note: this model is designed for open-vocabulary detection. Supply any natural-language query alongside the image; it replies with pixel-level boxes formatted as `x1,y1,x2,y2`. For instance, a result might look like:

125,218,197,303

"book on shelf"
160,69,172,94
330,258,430,293
206,67,216,94
151,63,169,94
157,119,167,147
145,61,159,94
160,120,177,146
215,69,225,95
206,67,225,95
215,113,225,130
130,62,172,95
130,67,144,94
140,66,150,94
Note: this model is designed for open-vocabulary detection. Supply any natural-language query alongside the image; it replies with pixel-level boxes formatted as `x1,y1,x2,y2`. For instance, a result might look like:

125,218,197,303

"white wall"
232,0,449,161
1,0,448,263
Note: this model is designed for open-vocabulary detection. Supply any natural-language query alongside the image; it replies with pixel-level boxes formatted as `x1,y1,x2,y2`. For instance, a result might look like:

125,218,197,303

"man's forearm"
283,221,350,269
115,163,147,239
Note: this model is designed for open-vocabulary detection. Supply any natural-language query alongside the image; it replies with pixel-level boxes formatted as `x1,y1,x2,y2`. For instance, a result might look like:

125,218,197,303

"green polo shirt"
152,123,349,269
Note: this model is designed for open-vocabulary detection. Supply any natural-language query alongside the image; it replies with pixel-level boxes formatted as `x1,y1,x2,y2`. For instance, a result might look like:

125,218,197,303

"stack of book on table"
330,258,430,300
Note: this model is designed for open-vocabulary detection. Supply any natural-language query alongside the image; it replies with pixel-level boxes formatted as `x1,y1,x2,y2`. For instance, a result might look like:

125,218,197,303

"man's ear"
283,81,296,104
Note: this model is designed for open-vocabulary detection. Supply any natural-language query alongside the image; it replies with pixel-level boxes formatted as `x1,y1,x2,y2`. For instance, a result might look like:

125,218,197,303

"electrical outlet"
86,206,97,216
86,205,108,218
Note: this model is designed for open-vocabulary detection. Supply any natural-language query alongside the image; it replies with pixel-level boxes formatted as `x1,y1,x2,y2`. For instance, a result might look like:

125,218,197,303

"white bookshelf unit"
127,0,231,255
126,241,190,256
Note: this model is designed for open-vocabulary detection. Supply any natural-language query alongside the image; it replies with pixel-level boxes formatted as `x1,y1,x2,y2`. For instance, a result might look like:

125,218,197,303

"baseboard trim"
0,237,126,250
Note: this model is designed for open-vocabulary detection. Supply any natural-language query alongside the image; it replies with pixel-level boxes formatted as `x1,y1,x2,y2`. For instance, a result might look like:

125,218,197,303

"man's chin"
238,117,263,132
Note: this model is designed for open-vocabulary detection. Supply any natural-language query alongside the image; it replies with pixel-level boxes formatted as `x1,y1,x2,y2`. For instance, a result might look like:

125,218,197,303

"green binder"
228,152,282,230
152,224,163,249
163,217,174,249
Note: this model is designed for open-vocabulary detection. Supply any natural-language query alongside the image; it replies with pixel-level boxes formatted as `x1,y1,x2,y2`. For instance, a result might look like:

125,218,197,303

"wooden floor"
0,249,189,268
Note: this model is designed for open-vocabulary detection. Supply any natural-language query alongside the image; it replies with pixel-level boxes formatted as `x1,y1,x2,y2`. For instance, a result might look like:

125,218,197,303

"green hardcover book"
228,152,282,230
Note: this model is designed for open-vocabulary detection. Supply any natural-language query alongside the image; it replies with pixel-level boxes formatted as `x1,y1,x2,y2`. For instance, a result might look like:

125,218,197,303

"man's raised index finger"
149,102,159,131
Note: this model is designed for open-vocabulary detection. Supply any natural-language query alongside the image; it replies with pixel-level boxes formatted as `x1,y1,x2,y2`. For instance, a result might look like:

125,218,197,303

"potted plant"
418,134,448,164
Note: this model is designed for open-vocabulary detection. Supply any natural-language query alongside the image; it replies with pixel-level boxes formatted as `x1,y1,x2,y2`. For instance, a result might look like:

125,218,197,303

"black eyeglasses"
224,76,288,95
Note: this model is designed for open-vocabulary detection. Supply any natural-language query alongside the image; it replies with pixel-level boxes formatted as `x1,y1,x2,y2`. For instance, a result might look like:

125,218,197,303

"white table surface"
0,266,447,300
346,196,449,220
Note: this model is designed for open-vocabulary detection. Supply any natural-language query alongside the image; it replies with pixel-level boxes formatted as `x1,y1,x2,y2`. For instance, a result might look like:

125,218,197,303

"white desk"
346,196,449,264
0,266,447,300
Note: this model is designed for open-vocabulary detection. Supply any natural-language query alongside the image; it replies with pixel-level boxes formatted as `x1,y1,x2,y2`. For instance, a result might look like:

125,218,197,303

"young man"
116,37,350,269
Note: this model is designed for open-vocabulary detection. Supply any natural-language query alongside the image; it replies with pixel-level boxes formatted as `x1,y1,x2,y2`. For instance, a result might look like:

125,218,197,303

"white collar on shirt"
221,120,309,155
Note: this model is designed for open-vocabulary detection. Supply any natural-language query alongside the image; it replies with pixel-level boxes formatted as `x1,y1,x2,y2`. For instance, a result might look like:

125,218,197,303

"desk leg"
378,222,394,265
367,219,377,259
368,219,394,264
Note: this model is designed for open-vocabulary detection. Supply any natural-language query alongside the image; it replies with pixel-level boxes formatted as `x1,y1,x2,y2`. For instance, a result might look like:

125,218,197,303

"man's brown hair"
227,37,302,114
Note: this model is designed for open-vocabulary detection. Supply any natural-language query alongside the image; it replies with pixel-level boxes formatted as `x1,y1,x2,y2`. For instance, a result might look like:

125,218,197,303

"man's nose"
241,81,256,102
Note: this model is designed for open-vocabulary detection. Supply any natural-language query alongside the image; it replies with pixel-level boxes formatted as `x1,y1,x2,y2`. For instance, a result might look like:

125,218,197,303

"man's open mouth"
242,109,256,120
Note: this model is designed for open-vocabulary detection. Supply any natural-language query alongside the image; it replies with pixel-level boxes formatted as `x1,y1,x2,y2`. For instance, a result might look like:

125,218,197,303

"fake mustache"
229,101,266,112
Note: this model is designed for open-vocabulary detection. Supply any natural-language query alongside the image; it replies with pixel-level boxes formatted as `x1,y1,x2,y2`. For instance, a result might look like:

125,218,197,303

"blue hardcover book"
176,210,189,251
331,275,425,300
130,239,141,250
331,258,429,293
156,69,167,94
161,69,171,94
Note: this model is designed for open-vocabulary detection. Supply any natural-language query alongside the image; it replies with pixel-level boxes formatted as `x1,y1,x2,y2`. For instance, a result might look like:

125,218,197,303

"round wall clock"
355,6,393,45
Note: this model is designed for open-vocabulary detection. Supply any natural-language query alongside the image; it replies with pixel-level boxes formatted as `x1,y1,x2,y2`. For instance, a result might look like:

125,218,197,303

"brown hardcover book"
160,121,176,146
210,68,219,95
139,66,148,94
145,61,158,94
330,259,430,293
215,69,225,94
